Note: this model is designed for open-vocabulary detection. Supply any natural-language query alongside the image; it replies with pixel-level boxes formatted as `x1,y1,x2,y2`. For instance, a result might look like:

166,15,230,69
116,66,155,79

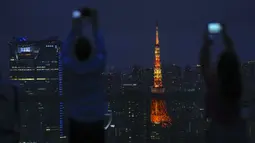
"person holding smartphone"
62,7,106,143
200,24,249,143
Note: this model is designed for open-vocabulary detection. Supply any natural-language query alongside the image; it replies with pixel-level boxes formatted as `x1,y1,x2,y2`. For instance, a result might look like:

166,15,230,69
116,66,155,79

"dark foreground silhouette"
62,7,106,143
200,24,249,143
0,78,20,143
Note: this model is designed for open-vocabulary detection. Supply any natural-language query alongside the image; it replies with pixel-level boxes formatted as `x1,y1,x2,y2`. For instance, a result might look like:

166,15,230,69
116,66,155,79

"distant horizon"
106,59,255,70
4,36,255,71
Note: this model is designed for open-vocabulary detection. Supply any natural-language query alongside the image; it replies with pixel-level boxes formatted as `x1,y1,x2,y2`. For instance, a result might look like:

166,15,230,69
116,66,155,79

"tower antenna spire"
153,21,162,89
156,21,159,45
150,21,172,127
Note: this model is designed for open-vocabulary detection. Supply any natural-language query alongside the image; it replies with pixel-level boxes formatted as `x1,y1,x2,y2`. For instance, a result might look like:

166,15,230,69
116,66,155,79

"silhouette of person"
242,99,255,121
0,73,20,143
61,7,106,143
249,99,255,120
200,24,249,143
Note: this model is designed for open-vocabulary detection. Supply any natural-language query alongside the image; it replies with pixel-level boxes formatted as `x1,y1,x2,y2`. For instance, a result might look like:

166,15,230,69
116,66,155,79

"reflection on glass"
104,110,112,130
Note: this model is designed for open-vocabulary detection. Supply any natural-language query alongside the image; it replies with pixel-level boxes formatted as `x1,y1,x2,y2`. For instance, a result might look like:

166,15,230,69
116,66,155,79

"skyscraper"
109,83,149,143
182,65,196,92
242,61,255,79
9,37,65,143
163,64,182,92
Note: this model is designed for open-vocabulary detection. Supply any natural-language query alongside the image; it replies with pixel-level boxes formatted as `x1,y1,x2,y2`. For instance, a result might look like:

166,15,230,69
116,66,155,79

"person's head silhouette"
217,51,242,100
74,36,92,61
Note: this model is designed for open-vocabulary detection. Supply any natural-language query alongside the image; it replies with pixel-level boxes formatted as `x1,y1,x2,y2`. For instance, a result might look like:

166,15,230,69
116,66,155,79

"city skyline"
1,0,255,71
9,38,66,142
6,36,255,71
5,35,255,142
1,1,255,142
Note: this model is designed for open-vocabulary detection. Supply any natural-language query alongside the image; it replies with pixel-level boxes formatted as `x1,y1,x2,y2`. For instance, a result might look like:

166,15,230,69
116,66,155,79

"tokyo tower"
150,21,172,127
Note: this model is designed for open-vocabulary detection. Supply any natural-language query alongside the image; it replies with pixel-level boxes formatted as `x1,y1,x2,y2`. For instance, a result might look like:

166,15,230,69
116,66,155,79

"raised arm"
62,8,106,74
200,34,213,120
221,24,236,54
92,9,106,56
61,18,83,58
199,31,213,84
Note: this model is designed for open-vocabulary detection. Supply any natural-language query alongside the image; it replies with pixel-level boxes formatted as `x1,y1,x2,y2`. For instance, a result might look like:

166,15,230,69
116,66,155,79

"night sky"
1,0,255,74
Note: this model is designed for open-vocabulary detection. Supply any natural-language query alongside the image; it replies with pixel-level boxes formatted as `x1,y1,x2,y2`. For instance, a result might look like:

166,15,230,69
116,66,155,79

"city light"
9,39,63,142
8,24,255,143
18,47,32,53
151,22,172,127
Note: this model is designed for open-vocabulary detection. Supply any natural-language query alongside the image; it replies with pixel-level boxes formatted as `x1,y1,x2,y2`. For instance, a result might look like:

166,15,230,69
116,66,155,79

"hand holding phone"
208,23,222,34
203,28,213,46
72,10,81,19
72,7,99,33
72,7,93,19
220,24,234,49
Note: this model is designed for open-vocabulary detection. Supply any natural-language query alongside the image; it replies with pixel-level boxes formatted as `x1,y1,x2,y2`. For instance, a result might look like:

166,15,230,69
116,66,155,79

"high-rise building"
131,65,143,83
242,61,255,78
104,70,122,143
9,37,66,143
163,64,182,92
192,64,204,92
108,83,149,143
141,68,154,91
182,65,196,92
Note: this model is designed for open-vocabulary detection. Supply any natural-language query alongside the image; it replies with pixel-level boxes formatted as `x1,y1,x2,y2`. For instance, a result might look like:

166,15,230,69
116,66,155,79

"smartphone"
72,9,91,19
72,10,81,19
208,23,222,34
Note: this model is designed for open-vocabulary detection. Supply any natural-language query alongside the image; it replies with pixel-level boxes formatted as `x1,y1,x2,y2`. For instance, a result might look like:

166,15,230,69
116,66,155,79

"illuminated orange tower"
150,21,172,127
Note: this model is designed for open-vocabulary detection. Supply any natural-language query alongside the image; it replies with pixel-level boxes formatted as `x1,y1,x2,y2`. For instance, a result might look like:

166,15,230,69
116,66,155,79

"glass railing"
104,110,112,130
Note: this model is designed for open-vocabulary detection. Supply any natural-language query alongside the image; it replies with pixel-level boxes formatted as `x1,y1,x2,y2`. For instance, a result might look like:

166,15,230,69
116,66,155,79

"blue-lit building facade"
9,37,65,143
